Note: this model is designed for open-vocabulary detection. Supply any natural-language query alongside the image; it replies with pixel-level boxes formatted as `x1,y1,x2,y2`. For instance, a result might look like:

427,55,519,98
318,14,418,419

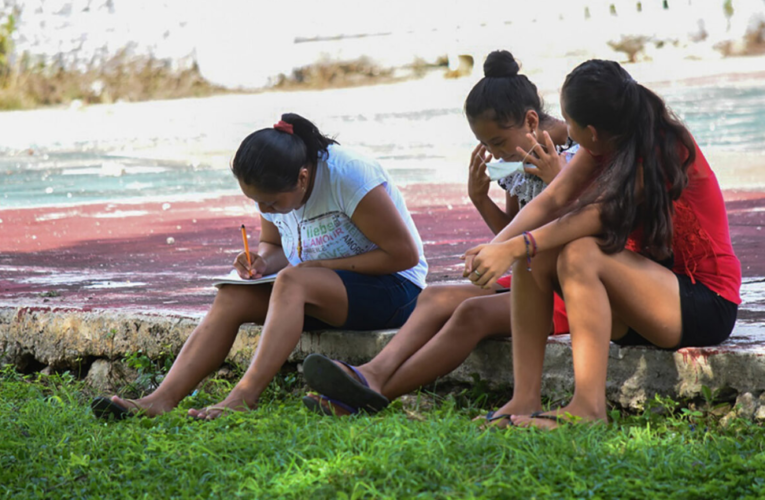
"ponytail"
562,59,694,259
231,113,338,192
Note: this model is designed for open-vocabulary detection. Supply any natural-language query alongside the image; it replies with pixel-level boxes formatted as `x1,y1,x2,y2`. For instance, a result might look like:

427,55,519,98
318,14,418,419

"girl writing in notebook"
92,113,427,420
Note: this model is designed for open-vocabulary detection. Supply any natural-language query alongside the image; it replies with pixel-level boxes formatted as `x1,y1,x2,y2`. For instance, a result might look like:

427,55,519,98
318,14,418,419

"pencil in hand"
241,224,253,277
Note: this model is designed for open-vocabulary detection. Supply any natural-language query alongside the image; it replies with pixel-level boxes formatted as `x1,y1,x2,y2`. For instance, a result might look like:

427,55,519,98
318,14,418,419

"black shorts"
613,273,738,350
303,270,422,331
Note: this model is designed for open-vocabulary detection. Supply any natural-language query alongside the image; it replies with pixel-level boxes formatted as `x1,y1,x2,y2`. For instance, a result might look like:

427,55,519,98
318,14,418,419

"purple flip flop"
302,353,389,413
302,394,359,416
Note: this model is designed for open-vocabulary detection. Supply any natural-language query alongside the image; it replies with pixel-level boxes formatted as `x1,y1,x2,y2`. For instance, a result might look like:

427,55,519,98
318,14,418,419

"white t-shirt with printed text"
260,144,428,289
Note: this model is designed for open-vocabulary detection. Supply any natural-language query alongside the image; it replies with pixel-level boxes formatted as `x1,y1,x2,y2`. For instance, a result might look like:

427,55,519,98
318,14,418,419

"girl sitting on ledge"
92,113,427,420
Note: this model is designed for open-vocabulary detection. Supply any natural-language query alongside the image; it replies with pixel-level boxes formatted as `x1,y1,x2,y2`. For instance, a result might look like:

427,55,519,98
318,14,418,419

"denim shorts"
303,271,422,331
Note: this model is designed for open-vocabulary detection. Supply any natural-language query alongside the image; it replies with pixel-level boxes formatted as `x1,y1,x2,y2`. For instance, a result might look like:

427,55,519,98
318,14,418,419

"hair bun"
483,50,520,78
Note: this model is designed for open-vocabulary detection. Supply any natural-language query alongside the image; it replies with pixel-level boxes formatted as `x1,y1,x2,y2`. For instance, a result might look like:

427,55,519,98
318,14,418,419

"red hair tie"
273,120,294,134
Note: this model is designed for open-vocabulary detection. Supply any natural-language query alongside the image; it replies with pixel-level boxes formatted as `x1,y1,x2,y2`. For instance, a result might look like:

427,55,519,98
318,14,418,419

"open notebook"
212,270,278,288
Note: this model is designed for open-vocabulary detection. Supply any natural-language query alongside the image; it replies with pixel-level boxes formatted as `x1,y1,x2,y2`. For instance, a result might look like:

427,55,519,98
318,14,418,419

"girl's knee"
416,286,468,312
271,266,307,292
271,266,336,305
557,237,602,278
450,298,495,337
417,285,451,305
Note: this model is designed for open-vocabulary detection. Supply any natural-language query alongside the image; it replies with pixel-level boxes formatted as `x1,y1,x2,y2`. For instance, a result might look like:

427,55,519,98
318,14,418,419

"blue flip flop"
302,353,389,413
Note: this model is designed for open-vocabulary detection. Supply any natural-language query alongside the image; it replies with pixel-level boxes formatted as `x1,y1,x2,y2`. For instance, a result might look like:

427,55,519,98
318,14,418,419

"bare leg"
310,288,547,415
305,283,495,414
112,284,272,416
512,237,681,429
359,284,495,392
189,266,350,419
483,249,560,425
380,292,514,399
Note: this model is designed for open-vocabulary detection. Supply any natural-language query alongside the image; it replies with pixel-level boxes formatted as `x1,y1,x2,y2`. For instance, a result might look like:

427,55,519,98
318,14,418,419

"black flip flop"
302,354,389,413
529,410,569,426
91,397,135,420
480,410,515,429
486,410,515,425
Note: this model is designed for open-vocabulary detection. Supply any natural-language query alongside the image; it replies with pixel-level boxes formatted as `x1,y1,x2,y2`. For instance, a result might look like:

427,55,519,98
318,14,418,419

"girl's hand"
462,239,523,288
468,144,492,202
233,251,267,279
519,131,563,185
461,245,482,279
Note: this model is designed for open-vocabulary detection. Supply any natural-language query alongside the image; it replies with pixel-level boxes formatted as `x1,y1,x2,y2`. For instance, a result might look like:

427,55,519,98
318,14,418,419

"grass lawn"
1,367,764,499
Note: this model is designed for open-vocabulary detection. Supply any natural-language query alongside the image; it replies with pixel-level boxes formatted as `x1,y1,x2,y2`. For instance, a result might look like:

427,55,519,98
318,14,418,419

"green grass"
2,368,765,499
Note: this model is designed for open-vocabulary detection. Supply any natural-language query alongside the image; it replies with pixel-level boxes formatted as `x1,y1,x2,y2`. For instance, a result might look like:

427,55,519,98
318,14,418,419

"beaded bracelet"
522,232,533,271
526,231,538,257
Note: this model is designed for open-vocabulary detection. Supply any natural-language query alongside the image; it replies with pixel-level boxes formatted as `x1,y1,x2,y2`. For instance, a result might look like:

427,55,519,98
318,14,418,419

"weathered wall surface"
3,306,765,417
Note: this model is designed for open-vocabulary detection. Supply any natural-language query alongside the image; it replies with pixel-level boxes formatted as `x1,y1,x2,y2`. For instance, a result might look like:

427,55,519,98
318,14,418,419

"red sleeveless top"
624,140,741,304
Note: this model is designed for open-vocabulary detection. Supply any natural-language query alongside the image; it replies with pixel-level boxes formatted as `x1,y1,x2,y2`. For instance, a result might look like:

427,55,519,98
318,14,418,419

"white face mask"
483,142,539,180
485,159,525,181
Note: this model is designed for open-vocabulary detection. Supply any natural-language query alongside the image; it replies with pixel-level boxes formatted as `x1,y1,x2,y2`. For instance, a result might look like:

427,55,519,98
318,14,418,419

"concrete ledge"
2,306,765,415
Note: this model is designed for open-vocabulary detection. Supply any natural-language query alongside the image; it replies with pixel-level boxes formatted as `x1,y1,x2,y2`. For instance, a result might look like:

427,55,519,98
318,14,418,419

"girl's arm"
490,132,599,243
297,185,419,275
472,192,519,235
256,217,291,274
233,217,290,278
469,144,515,234
504,193,520,224
472,193,515,234
464,203,603,287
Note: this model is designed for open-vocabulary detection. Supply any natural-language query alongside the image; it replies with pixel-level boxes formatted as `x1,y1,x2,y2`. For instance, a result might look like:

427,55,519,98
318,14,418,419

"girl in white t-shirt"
92,113,427,420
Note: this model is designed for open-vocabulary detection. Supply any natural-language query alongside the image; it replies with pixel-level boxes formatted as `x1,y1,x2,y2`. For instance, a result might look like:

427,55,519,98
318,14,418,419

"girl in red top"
464,59,741,429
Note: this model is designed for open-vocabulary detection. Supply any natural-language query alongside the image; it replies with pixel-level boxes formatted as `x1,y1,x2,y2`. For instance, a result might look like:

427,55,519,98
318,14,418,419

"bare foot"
304,393,355,416
510,405,607,430
111,395,175,418
474,399,543,430
187,390,257,420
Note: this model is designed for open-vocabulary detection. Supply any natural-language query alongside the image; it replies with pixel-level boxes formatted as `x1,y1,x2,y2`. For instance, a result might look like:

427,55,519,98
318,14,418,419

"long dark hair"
231,113,338,192
562,59,695,259
465,50,552,126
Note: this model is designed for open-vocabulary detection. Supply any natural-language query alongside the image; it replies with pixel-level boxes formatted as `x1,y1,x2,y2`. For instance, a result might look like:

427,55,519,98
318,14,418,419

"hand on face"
520,131,562,185
468,144,492,201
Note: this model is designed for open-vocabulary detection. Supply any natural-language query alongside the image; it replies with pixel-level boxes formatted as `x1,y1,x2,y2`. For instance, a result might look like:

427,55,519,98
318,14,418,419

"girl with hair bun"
464,59,741,429
301,50,578,417
92,112,428,420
